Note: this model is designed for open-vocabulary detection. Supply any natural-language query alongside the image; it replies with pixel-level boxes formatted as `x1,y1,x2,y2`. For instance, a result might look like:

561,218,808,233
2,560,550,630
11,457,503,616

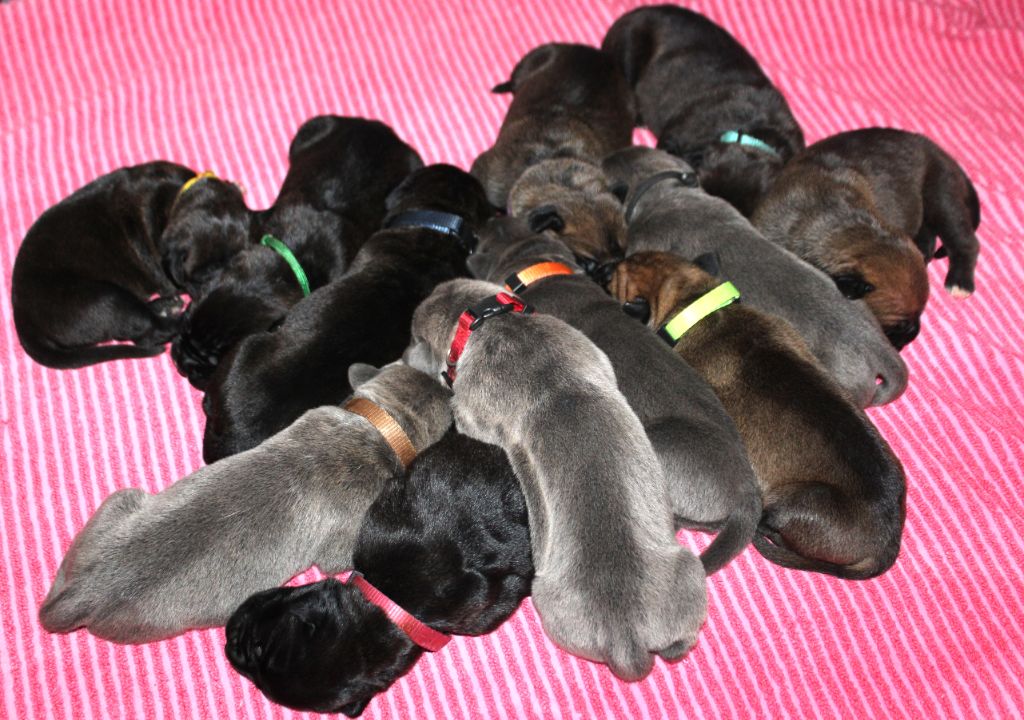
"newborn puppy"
471,43,635,208
611,252,906,579
753,128,981,347
602,5,805,216
12,161,198,367
406,278,706,681
226,430,532,717
172,116,423,388
38,363,451,643
603,146,907,407
200,165,493,462
467,216,760,574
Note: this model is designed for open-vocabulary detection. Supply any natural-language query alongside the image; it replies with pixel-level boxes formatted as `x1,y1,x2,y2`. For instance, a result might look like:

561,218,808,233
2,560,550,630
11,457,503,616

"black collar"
624,170,699,223
384,210,477,253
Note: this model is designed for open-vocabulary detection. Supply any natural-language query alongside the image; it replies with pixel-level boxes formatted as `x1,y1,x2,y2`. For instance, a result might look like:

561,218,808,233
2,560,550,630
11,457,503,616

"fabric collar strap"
657,281,741,344
260,234,311,297
347,572,450,652
503,261,574,293
177,170,218,198
342,397,417,469
384,210,477,253
624,170,699,222
718,130,780,158
444,292,532,387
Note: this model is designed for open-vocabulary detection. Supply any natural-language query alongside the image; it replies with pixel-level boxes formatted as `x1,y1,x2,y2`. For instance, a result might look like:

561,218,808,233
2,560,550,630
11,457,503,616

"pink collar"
347,572,451,652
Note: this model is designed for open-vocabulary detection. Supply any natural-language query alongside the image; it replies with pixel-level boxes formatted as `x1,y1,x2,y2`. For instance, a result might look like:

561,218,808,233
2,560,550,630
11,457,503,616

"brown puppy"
610,251,906,579
471,43,635,208
753,128,981,349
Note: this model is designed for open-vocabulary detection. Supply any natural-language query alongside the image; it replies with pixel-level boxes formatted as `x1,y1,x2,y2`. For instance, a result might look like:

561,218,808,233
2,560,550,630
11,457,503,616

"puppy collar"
177,170,218,197
343,397,417,469
503,261,574,294
347,572,450,652
624,170,699,222
718,130,780,158
260,235,311,297
657,281,741,344
444,292,532,387
384,210,478,253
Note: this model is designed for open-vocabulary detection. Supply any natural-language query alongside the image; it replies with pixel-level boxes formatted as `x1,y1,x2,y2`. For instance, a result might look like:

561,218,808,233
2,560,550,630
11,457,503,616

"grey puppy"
39,363,451,643
602,146,907,407
405,278,706,681
467,216,760,575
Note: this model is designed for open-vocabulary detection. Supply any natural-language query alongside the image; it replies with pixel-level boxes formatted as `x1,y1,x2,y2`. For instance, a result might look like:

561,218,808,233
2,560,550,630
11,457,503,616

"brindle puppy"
602,4,804,216
753,128,981,348
611,251,906,579
471,43,635,208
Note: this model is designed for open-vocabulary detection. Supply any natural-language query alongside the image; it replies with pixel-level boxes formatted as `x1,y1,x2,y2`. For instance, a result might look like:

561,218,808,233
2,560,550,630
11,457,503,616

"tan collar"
343,397,417,469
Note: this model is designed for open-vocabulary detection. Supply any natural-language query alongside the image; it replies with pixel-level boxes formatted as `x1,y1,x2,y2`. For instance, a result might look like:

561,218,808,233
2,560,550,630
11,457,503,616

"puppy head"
383,164,495,232
467,215,578,282
609,251,719,327
348,361,453,450
507,158,626,267
225,579,421,716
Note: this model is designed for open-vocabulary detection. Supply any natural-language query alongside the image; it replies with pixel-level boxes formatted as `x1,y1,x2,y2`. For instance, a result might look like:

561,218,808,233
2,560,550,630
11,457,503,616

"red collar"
347,572,451,652
503,261,574,293
443,291,532,387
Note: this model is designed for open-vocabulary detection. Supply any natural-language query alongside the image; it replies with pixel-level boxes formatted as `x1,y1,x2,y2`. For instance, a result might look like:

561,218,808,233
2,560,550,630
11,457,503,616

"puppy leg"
924,164,981,297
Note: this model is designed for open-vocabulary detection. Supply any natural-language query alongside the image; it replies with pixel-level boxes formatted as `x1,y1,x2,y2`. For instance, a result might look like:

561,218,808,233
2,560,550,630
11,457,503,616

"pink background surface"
2,0,1023,718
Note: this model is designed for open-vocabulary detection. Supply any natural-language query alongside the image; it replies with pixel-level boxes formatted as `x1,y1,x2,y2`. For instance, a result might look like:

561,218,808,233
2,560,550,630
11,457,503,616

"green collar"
260,235,310,297
657,282,740,344
719,130,779,158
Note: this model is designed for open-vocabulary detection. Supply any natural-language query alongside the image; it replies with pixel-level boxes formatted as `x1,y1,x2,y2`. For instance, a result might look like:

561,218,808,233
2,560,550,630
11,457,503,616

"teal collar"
719,131,780,158
260,235,311,297
656,282,741,344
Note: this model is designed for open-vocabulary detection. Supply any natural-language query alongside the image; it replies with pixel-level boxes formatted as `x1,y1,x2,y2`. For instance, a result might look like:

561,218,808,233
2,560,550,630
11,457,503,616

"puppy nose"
884,318,921,350
622,298,651,324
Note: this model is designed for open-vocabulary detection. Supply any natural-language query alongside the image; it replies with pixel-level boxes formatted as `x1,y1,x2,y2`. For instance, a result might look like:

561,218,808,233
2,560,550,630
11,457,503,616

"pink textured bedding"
2,1,1023,718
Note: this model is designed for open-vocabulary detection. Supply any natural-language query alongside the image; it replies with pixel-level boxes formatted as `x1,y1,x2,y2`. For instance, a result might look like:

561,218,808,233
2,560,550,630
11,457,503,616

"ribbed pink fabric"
2,0,1023,718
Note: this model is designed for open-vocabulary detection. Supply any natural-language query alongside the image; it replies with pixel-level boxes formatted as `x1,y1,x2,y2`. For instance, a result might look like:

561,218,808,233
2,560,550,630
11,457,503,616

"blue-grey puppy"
405,278,706,682
39,363,451,643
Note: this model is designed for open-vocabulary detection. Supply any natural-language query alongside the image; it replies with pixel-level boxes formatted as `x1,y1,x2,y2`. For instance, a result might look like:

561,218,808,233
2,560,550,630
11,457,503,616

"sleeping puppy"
200,164,493,463
611,252,906,579
38,362,451,643
602,146,908,407
226,430,532,717
753,128,981,347
602,5,805,216
405,278,706,681
12,161,202,367
467,216,760,575
470,42,635,208
171,116,423,388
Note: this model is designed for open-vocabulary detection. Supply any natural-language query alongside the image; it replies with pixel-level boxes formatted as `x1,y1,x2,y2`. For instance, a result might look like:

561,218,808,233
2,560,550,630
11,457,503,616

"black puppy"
603,5,804,215
225,430,531,716
171,116,423,388
12,161,199,367
200,165,494,462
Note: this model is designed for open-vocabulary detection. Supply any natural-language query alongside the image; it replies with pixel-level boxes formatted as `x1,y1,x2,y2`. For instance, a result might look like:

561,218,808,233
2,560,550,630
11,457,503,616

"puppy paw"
947,284,973,299
944,264,975,299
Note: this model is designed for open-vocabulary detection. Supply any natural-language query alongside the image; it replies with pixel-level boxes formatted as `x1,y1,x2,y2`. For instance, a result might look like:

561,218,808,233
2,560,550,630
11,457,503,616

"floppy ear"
348,363,380,389
466,253,492,279
402,340,436,375
288,116,337,159
832,273,876,300
527,205,565,234
491,80,514,93
692,252,722,278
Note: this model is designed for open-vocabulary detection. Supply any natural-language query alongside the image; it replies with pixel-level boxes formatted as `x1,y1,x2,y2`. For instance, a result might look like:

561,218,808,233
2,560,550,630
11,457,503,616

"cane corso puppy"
172,116,423,388
200,165,493,462
467,216,760,574
226,430,531,716
471,43,635,208
405,278,706,681
611,252,907,578
603,4,804,215
753,128,981,348
11,161,221,367
38,363,451,643
602,146,907,407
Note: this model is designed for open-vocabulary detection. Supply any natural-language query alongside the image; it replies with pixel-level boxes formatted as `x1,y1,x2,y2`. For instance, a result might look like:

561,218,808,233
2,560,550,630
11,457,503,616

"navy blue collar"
384,210,477,253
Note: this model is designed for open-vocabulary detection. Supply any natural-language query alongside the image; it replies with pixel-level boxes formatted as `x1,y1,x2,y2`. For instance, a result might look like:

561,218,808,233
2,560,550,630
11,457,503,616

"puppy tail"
19,338,165,369
698,488,761,575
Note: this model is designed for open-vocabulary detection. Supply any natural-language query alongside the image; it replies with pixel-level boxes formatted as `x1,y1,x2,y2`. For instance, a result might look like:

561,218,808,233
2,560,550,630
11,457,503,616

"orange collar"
504,261,574,293
343,397,417,469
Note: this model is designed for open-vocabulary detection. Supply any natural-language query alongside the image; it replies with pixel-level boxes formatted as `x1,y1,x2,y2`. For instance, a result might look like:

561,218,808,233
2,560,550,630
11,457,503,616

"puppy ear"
348,363,380,389
491,80,514,93
339,698,371,717
610,182,630,204
527,205,565,234
466,253,491,279
832,273,876,300
692,252,722,278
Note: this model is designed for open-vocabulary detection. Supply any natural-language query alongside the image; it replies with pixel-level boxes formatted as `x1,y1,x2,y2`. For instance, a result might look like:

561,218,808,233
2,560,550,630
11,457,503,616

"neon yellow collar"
177,170,218,197
657,282,740,344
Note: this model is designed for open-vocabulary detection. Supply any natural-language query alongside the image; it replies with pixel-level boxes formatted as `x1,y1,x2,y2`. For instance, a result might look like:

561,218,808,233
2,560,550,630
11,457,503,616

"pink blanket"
2,0,1022,717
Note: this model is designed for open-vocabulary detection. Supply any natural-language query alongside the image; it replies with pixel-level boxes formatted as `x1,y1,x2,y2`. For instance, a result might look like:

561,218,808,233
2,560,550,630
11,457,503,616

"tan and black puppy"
471,43,635,208
610,252,906,579
603,5,804,216
753,128,981,349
